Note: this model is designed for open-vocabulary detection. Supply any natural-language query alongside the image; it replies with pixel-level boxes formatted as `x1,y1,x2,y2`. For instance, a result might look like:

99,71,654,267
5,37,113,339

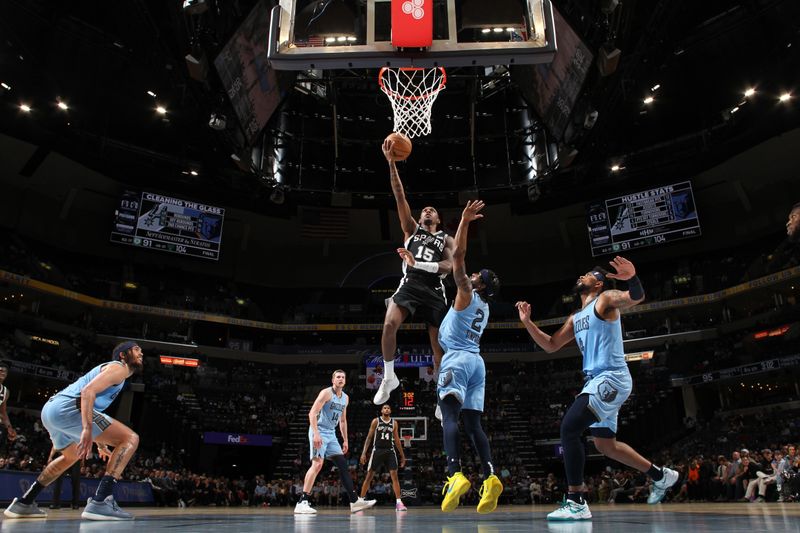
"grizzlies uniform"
41,362,126,450
437,291,489,411
367,417,399,472
309,388,348,460
573,297,632,436
389,225,449,326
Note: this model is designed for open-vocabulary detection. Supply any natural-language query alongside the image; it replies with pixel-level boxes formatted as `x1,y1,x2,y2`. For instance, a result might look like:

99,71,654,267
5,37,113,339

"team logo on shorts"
438,370,453,388
597,380,618,403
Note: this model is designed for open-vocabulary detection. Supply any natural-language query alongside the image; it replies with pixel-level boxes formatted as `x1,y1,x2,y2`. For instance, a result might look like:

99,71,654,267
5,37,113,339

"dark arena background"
1,0,799,531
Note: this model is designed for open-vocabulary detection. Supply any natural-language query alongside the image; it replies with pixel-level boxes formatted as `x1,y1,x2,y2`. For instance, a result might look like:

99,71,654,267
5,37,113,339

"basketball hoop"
379,67,446,139
402,435,413,449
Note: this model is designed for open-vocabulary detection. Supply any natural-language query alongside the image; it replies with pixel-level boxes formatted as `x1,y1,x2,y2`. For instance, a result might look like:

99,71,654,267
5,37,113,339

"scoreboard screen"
587,181,701,257
110,190,225,261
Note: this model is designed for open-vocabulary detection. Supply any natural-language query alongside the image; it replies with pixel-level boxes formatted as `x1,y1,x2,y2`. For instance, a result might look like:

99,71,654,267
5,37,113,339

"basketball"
386,132,412,161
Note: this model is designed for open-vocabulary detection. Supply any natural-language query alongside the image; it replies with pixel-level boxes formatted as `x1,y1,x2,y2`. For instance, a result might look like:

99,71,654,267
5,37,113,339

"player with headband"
516,257,678,521
4,341,144,521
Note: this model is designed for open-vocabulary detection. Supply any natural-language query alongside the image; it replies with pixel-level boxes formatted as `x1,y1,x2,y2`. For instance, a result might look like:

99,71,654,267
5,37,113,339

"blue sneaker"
3,498,47,519
81,496,134,521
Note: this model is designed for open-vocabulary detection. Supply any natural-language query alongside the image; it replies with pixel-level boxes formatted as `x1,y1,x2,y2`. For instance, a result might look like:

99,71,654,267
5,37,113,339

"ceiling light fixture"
650,84,660,91
147,90,157,97
1,82,10,90
19,104,31,112
57,101,69,110
643,96,654,104
744,88,756,98
779,92,792,102
189,170,198,176
610,165,620,172
156,106,167,115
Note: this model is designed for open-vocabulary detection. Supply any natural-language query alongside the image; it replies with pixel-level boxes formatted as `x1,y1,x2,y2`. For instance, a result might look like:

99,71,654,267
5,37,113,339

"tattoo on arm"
603,289,634,309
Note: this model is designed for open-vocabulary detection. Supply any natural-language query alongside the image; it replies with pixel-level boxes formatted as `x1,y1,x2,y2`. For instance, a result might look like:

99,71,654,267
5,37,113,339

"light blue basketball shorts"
308,428,343,460
437,350,486,412
40,395,114,451
581,369,632,435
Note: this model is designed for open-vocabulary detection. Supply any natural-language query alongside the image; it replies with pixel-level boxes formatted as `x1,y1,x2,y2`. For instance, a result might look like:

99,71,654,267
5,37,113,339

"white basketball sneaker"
294,500,317,514
648,467,679,504
350,497,377,513
373,375,399,405
546,498,592,521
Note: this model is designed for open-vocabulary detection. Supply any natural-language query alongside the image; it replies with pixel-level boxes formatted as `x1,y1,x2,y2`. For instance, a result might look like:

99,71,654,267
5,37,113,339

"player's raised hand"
606,256,636,281
382,139,396,163
515,301,532,323
462,200,485,222
397,248,416,267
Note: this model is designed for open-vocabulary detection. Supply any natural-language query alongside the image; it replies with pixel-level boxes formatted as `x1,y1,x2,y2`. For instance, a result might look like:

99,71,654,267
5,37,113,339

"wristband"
412,261,439,273
627,275,644,300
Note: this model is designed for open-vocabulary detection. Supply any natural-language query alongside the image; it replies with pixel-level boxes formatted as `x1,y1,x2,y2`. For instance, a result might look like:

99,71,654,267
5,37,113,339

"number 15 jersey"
404,225,448,287
438,291,488,354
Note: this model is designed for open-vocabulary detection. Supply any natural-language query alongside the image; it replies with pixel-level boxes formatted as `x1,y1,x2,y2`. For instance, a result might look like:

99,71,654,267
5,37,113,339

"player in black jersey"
0,361,18,446
374,138,456,405
359,404,407,511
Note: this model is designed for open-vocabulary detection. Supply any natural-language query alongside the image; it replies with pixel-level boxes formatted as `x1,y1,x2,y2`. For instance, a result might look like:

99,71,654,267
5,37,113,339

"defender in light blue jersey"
4,341,144,521
402,200,503,514
294,370,376,515
517,257,678,521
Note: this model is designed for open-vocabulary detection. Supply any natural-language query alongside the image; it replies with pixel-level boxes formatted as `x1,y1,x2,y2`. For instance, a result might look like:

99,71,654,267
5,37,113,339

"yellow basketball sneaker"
476,475,503,514
441,472,471,512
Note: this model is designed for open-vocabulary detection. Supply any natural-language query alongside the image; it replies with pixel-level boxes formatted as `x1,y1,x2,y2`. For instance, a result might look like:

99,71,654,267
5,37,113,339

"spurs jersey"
373,417,395,450
403,225,448,287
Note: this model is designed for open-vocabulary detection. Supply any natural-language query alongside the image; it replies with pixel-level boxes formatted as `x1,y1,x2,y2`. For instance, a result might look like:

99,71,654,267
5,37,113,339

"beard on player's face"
573,278,594,295
122,350,144,374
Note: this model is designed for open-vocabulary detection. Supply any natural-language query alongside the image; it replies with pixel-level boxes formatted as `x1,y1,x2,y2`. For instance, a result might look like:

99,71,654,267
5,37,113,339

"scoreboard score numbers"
587,181,701,257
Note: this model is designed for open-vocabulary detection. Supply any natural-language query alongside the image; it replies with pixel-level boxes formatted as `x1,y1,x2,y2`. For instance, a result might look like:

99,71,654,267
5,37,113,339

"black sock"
300,492,311,502
20,481,45,505
647,464,664,482
93,475,116,502
567,492,585,505
440,396,463,477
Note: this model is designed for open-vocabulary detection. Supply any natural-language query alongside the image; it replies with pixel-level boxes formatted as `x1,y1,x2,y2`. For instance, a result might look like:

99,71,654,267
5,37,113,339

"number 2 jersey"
403,225,448,288
316,387,348,433
438,291,489,354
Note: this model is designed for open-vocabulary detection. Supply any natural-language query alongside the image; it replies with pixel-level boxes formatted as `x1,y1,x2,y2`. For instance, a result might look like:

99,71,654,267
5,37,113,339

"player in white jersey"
516,257,678,521
373,138,456,405
0,361,18,445
294,370,377,514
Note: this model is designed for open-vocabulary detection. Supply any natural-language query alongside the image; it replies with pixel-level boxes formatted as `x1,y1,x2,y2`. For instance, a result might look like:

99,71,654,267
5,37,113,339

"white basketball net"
379,67,446,139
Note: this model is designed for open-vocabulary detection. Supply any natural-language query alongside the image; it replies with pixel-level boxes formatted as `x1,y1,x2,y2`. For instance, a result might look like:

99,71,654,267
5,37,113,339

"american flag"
300,208,349,239
294,35,325,48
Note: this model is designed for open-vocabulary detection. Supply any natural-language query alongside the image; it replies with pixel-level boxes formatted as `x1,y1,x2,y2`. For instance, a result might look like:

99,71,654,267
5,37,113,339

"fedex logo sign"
227,434,249,444
392,0,432,47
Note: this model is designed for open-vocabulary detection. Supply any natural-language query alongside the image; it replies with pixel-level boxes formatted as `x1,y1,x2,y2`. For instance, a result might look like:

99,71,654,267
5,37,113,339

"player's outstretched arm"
599,256,645,312
516,302,575,353
383,139,417,238
451,200,484,311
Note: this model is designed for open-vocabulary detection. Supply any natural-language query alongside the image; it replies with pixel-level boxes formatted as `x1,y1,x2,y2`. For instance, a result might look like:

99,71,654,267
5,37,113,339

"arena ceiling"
0,0,798,213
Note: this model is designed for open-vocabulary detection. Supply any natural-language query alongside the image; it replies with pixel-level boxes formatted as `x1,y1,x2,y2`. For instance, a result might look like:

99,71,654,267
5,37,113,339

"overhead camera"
209,113,227,131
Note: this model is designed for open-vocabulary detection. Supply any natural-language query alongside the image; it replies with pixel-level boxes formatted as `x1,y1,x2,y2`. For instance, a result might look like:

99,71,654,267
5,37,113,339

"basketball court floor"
1,504,798,532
